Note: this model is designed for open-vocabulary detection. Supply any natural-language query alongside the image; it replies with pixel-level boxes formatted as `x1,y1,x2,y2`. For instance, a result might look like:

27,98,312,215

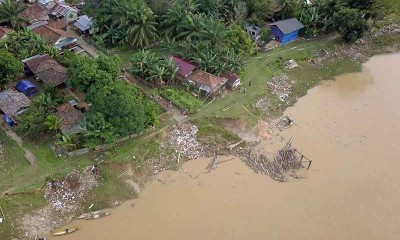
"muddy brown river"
54,53,400,240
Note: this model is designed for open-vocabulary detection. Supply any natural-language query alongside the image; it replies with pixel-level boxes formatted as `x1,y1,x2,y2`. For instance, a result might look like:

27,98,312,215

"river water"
54,53,400,240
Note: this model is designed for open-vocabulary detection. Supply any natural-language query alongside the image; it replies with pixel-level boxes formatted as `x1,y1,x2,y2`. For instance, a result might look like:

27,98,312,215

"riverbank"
51,52,400,240
1,26,400,239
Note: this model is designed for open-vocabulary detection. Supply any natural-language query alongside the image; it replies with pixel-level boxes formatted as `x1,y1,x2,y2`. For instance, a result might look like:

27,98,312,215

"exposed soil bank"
53,53,400,240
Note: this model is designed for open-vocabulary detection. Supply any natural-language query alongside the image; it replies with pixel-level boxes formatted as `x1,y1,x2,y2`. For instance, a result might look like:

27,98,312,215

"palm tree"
0,0,28,30
150,65,168,85
45,115,61,132
196,17,232,49
113,1,158,48
130,49,157,80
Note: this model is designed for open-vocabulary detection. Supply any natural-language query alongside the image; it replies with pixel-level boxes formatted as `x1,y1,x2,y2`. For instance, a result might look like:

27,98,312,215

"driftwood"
242,139,302,182
206,153,218,172
227,139,244,151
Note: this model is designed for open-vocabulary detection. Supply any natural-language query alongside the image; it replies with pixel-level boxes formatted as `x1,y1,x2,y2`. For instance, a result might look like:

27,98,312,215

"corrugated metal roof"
74,15,92,31
269,18,304,34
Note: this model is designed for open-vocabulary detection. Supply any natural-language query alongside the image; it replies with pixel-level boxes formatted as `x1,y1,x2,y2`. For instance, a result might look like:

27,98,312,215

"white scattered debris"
284,59,299,69
168,123,204,159
268,74,292,103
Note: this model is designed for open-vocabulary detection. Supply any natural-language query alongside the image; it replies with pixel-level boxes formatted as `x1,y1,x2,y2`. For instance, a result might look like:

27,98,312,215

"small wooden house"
188,70,227,96
220,72,241,90
269,18,304,44
0,90,31,126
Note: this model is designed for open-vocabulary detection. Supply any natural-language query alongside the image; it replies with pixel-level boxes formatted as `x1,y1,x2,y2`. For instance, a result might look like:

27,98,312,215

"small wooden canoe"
52,227,79,236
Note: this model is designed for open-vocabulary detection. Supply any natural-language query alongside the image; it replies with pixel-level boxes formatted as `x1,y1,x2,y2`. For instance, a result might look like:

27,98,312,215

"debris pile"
44,166,100,213
276,115,294,131
268,74,292,103
284,59,299,69
168,123,204,159
373,24,400,37
242,141,302,182
309,48,331,66
255,96,271,116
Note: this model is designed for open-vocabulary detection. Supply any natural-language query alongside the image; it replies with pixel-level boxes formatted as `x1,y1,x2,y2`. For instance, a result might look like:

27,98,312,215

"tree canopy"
0,50,23,87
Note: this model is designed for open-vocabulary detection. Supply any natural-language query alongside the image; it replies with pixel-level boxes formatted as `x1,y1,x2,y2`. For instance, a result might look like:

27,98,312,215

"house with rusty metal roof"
170,56,197,79
19,5,49,24
50,3,79,23
22,54,69,87
188,70,227,96
0,90,31,126
55,103,83,135
220,72,241,90
33,25,67,44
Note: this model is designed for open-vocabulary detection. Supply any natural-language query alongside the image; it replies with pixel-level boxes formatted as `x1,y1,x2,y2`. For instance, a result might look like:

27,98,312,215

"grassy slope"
195,37,361,125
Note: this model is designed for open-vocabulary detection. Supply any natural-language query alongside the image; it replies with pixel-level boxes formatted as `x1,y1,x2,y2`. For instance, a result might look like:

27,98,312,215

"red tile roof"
0,27,13,38
171,56,197,78
33,25,67,44
19,5,49,24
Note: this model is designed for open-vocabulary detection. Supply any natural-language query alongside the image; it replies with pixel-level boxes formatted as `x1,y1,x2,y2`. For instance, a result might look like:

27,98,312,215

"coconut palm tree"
112,1,158,48
0,0,28,30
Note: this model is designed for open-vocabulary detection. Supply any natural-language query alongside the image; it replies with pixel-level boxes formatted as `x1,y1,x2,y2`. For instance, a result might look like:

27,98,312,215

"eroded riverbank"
53,53,400,240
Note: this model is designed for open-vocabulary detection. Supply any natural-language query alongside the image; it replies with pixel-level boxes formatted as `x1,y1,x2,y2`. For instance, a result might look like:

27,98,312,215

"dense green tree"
97,53,121,79
86,81,157,135
332,8,370,43
68,55,113,92
0,0,28,30
0,50,23,87
252,0,277,22
16,102,48,137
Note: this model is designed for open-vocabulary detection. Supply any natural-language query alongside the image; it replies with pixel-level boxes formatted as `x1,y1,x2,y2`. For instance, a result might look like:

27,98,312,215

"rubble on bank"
21,166,101,238
267,74,292,103
168,123,204,159
255,96,271,116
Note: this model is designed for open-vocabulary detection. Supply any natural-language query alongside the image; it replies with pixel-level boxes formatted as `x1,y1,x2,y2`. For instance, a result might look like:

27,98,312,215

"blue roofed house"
269,18,304,44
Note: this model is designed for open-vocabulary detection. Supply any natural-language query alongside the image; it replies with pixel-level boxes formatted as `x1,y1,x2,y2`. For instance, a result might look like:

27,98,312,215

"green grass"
157,87,205,113
192,117,242,148
195,37,361,123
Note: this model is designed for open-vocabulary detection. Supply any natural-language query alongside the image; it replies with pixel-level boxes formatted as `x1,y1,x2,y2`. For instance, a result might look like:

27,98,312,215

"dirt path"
67,27,99,58
1,125,35,165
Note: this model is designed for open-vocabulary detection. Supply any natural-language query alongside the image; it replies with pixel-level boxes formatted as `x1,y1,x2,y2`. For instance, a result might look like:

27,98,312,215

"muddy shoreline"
50,53,400,240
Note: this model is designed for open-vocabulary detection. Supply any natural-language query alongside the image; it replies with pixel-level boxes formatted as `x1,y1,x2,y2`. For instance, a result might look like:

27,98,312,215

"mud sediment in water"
54,53,400,240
